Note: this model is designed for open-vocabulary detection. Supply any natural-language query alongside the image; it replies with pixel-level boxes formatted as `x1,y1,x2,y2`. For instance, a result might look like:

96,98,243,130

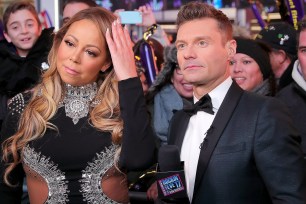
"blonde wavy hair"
2,7,122,185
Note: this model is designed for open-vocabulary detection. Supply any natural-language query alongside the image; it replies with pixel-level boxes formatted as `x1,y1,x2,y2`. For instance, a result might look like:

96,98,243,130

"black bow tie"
184,94,214,115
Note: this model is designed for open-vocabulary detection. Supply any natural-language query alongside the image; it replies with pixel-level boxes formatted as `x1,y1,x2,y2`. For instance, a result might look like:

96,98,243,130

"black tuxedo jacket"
168,82,306,204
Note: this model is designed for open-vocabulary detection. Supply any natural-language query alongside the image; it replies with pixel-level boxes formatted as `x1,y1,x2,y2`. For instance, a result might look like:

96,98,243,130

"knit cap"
235,37,272,80
255,22,297,56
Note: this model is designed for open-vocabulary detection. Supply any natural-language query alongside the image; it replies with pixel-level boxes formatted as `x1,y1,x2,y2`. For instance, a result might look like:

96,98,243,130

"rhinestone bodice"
21,106,125,203
2,78,151,204
58,82,99,124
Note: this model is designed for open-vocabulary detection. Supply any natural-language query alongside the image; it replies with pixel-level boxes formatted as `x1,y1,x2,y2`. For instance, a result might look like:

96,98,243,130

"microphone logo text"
158,174,185,196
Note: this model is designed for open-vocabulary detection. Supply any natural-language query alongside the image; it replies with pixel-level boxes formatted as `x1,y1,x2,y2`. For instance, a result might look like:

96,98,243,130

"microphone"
128,191,152,203
157,145,190,204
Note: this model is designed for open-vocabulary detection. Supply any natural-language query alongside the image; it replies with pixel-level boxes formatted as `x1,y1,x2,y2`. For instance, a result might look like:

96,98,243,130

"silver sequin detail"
58,82,98,125
22,145,69,203
79,144,121,204
8,93,25,115
41,62,50,70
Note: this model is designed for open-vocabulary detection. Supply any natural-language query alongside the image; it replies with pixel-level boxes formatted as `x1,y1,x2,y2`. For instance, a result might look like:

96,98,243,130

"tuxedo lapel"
168,111,191,151
192,82,243,200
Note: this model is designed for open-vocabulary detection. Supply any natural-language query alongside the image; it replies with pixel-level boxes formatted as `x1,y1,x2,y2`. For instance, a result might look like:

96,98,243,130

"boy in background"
0,1,54,129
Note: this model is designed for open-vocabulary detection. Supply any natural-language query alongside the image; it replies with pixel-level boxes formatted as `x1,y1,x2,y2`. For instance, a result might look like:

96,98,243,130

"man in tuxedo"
168,2,306,203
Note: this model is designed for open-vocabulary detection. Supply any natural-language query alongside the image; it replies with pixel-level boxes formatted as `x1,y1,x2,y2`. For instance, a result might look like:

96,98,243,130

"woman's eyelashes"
85,49,97,57
64,39,74,47
64,39,98,57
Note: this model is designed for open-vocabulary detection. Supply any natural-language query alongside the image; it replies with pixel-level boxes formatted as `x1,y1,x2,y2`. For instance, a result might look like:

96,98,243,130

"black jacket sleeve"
118,77,156,171
0,94,26,204
254,97,306,203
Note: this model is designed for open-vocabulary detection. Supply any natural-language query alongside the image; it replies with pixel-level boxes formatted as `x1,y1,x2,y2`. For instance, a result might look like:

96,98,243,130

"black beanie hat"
255,22,297,56
235,37,272,80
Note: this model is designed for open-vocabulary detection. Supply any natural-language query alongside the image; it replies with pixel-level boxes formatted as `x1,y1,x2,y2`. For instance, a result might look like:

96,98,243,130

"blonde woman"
0,7,155,203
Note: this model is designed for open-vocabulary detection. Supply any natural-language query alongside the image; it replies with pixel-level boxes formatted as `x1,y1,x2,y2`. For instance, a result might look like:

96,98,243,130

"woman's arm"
105,19,156,170
0,94,26,203
118,77,156,170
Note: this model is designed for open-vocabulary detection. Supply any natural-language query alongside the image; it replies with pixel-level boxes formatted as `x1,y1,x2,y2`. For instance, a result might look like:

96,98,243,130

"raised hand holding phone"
118,11,143,24
105,19,137,80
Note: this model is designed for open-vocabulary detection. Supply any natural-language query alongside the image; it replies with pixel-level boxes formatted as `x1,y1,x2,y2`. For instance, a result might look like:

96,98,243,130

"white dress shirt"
180,77,232,201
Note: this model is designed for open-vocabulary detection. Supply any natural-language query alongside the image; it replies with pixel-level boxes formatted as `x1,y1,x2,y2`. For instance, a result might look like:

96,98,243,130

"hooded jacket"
0,27,54,129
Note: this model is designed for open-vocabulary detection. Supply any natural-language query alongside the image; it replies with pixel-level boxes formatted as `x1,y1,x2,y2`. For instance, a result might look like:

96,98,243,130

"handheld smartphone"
118,11,142,24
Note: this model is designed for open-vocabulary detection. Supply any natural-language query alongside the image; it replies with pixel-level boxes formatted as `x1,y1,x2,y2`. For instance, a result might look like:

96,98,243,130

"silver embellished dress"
0,78,155,204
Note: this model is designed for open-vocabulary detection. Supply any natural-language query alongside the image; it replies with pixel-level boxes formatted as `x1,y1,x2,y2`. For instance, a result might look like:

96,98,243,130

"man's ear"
3,32,12,43
101,62,112,72
226,39,237,58
278,50,288,64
